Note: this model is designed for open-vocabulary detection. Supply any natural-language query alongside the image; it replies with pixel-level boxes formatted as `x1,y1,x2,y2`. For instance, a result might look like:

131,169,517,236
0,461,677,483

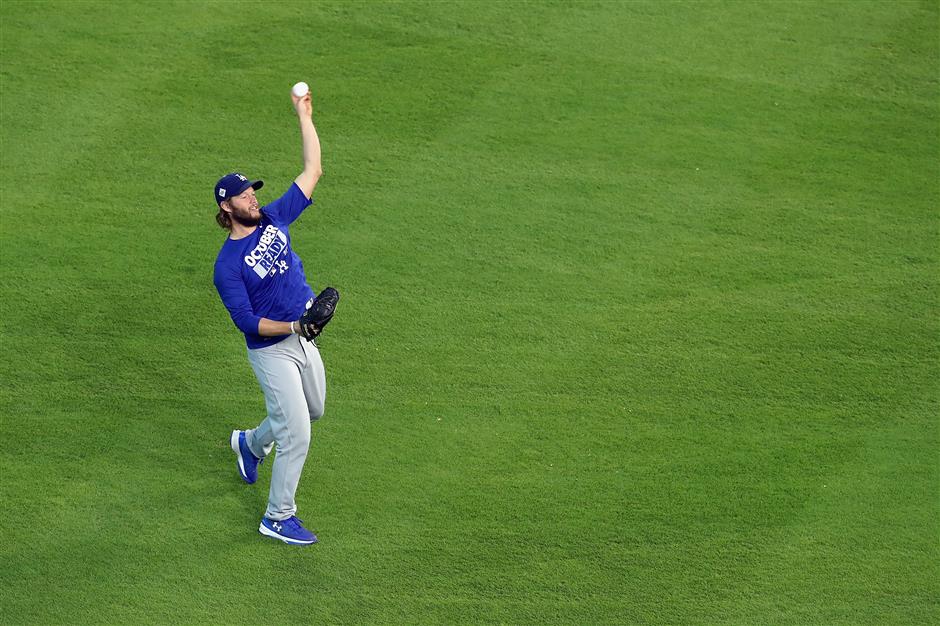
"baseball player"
212,87,337,546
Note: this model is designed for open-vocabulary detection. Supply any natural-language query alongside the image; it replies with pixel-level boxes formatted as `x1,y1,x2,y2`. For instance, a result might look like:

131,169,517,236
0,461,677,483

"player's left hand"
291,91,312,119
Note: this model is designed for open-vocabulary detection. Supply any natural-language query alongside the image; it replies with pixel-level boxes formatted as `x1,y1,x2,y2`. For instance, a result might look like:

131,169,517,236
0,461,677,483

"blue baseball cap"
214,172,264,205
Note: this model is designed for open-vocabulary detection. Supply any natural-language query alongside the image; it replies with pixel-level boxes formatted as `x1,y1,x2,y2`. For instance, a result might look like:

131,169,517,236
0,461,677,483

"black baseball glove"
298,287,340,341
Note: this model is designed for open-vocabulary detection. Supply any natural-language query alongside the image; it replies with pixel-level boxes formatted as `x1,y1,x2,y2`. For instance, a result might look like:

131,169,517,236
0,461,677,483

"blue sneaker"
230,430,261,484
259,516,318,545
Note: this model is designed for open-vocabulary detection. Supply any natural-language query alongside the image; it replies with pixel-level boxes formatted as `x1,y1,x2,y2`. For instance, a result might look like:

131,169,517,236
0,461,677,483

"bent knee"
287,425,311,452
275,430,310,458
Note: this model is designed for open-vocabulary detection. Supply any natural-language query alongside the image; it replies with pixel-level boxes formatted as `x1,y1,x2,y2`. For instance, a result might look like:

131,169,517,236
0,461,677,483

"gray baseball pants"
244,333,326,521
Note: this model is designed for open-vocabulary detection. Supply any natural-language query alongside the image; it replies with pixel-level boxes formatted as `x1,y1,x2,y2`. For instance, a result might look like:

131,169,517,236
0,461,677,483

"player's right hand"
297,287,340,342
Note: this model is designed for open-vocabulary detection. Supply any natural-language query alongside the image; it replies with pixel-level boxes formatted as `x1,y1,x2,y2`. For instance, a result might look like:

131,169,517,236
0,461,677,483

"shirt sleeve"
214,262,262,336
261,182,312,227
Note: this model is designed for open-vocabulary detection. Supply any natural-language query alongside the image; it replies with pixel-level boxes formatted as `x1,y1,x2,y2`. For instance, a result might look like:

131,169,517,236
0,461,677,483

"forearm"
290,89,322,197
257,317,298,337
299,115,322,176
293,116,322,197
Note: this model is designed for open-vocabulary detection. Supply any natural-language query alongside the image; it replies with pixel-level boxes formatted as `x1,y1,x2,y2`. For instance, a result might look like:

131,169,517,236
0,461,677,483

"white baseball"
292,81,309,98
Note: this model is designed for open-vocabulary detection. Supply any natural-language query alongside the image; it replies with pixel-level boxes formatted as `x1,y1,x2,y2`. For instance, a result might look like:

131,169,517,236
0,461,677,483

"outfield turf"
1,1,938,623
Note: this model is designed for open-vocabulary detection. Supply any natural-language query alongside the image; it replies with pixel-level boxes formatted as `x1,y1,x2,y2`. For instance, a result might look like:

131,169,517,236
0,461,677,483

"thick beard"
230,206,261,227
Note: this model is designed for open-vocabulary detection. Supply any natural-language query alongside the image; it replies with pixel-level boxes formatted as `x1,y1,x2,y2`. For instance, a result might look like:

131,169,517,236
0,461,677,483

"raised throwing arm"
291,90,322,199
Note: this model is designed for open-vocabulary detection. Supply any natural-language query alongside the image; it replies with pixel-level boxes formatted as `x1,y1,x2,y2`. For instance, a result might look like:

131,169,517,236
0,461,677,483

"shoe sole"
258,522,317,545
230,430,253,484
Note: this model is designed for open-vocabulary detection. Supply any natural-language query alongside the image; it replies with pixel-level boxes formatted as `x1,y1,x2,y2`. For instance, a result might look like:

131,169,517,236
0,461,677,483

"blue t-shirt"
214,183,316,349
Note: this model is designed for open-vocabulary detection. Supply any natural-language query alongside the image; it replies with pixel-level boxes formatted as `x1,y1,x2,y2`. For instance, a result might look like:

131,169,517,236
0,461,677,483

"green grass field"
1,1,938,623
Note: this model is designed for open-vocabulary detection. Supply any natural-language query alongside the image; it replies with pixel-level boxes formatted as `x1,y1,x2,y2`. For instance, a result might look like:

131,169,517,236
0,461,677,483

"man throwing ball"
212,85,336,546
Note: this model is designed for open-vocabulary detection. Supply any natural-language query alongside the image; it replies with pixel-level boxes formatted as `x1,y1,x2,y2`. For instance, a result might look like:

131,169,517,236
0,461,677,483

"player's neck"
229,223,259,240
